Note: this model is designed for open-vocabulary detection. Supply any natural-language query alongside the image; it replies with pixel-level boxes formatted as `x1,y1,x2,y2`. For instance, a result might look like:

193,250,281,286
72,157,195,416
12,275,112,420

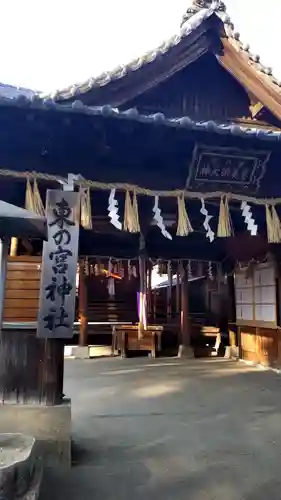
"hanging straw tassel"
25,178,35,213
271,206,281,242
266,205,274,243
80,187,92,230
33,179,45,216
123,190,140,233
217,197,233,237
266,205,281,243
176,195,193,236
132,190,140,232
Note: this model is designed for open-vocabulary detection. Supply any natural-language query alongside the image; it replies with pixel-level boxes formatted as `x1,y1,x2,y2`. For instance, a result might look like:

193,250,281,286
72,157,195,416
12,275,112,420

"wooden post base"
177,344,194,358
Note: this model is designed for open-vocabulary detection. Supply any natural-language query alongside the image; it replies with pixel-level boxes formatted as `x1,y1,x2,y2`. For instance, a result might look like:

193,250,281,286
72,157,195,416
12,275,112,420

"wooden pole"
178,261,193,358
138,235,147,337
78,259,88,347
167,260,172,320
153,265,157,321
176,261,181,316
147,262,152,319
9,237,18,257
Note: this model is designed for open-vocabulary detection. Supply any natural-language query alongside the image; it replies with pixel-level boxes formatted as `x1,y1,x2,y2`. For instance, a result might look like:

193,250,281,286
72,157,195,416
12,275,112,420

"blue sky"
0,0,280,92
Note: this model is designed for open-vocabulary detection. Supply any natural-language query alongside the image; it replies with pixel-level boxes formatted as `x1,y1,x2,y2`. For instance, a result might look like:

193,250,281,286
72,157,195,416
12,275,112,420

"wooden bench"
112,324,164,358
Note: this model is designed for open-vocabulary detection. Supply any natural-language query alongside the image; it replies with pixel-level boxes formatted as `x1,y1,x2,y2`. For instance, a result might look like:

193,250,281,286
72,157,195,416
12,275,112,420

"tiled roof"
181,1,281,87
0,83,35,100
2,96,281,142
41,0,281,101
40,6,217,101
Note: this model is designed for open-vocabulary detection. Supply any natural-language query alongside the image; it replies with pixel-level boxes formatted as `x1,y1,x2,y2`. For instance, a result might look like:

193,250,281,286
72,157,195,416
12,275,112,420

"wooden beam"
218,38,281,122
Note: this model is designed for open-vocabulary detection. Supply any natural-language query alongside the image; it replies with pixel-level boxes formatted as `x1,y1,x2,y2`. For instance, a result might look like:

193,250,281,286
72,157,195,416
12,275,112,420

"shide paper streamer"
153,196,172,240
200,199,215,243
108,188,122,230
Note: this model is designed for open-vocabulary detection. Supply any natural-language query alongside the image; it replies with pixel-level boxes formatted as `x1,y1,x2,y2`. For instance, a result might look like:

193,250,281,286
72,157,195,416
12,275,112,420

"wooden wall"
4,256,41,323
124,54,251,121
239,326,281,368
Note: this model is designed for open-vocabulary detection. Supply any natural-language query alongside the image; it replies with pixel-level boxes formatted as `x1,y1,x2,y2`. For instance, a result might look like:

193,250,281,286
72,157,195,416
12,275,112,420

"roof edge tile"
41,1,281,102
1,97,281,142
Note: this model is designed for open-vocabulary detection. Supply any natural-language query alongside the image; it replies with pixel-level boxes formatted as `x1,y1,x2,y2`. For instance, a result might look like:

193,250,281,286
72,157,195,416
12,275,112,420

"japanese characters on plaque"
186,145,270,194
37,190,80,339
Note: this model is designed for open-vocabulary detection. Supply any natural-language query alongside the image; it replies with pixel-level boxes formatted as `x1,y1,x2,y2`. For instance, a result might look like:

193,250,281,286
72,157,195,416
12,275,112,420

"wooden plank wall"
0,330,64,405
125,54,251,121
3,256,41,322
239,326,281,368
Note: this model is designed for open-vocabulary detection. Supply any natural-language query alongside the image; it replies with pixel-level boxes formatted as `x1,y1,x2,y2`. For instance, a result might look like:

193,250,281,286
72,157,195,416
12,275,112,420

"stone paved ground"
40,357,281,499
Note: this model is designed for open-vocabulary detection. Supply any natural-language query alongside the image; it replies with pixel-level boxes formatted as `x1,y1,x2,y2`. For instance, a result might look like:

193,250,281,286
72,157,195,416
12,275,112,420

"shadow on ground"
40,358,281,500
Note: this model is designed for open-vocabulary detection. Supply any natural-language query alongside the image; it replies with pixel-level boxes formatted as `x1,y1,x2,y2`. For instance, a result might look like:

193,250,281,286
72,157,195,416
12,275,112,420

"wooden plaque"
37,190,80,339
187,144,270,195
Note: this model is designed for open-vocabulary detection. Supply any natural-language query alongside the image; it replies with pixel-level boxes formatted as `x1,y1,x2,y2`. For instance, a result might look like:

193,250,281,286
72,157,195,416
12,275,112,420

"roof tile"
1,96,281,142
41,0,281,101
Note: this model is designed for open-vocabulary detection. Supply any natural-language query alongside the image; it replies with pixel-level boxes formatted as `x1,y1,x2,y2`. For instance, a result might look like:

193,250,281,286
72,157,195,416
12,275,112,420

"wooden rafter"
218,38,281,122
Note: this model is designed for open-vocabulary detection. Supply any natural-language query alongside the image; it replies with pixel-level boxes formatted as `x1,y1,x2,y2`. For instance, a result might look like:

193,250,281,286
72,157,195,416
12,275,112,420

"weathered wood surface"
124,54,251,121
37,190,80,339
0,330,64,405
0,434,42,500
239,325,281,368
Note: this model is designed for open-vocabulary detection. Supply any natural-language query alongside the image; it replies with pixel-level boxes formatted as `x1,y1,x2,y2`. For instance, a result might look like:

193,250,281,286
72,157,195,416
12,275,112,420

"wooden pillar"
138,256,146,320
147,262,152,319
178,261,193,358
9,237,18,257
153,291,157,321
167,260,172,320
78,259,88,347
138,235,148,334
153,265,157,321
176,261,181,316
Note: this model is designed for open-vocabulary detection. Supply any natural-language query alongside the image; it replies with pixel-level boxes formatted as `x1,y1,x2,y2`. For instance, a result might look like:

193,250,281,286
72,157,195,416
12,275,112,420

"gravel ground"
40,357,281,500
